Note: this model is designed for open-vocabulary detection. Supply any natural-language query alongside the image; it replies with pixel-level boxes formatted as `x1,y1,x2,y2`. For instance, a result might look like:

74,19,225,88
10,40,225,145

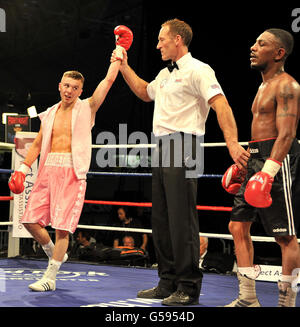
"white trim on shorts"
281,155,295,235
45,152,73,167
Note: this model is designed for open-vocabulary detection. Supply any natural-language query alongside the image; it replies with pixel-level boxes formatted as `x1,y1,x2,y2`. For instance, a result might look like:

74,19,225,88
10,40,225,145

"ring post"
8,143,19,257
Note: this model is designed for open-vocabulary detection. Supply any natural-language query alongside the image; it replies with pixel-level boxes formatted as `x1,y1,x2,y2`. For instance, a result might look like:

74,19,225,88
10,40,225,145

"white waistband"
45,152,73,167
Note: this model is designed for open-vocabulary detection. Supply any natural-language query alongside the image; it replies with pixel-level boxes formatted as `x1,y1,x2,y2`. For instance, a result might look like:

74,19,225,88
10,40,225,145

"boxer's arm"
209,94,250,169
89,60,121,114
23,127,43,167
9,127,43,193
269,79,300,162
114,49,152,102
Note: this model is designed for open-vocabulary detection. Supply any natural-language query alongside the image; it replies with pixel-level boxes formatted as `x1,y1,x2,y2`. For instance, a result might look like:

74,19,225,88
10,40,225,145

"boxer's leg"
23,222,51,246
53,229,69,262
225,221,261,307
276,235,300,307
23,222,58,260
228,221,254,268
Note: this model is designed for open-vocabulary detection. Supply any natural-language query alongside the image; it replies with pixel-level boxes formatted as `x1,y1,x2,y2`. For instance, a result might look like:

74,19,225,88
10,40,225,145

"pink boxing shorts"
22,153,86,233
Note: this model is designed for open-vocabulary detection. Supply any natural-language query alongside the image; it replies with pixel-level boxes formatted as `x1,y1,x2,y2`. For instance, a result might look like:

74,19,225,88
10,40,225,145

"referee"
112,18,249,306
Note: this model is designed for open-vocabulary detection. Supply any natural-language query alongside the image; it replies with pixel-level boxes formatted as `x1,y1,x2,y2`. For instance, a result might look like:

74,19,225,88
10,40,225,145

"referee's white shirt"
147,52,224,137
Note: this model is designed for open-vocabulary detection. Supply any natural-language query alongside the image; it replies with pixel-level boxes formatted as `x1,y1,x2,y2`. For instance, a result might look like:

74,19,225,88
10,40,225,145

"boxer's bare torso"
50,76,83,153
51,105,72,153
251,72,300,140
250,71,300,161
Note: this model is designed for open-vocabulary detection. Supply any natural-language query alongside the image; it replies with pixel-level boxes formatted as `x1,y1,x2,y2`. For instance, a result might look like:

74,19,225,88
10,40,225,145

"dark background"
0,1,299,259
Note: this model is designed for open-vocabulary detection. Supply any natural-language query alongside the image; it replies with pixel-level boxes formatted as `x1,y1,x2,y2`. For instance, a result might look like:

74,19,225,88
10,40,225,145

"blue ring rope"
0,168,222,178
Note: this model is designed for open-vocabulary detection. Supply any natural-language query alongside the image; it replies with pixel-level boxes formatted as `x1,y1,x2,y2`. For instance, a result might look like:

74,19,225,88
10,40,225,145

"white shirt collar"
176,52,192,69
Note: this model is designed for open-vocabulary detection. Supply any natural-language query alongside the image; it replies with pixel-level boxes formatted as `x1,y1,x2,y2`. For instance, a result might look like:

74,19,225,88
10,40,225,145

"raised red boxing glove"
114,25,133,59
221,164,246,195
8,163,30,194
244,158,282,208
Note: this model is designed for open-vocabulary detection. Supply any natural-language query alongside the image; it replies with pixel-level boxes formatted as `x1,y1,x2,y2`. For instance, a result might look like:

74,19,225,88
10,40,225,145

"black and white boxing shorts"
231,138,300,237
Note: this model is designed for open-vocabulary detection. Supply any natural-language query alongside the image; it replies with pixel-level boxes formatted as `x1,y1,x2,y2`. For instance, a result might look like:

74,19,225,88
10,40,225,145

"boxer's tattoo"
279,85,294,112
277,112,297,118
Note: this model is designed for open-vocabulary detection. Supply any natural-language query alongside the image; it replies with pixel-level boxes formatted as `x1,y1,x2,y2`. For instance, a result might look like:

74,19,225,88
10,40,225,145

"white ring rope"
73,224,300,243
2,140,300,150
0,222,13,226
1,221,297,243
91,142,249,149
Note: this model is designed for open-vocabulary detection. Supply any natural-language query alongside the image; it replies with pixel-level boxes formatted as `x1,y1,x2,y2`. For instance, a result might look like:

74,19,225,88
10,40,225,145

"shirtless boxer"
222,28,300,307
8,25,133,292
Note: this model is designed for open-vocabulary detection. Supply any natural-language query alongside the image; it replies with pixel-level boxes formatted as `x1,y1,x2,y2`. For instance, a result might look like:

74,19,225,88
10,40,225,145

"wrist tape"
18,163,30,176
261,158,282,178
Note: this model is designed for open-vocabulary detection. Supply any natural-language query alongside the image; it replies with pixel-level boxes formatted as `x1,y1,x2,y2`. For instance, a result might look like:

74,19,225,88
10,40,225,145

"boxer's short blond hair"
62,71,85,85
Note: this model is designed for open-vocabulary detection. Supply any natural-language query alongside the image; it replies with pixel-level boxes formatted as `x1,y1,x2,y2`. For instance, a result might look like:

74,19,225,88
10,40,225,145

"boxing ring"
0,140,300,307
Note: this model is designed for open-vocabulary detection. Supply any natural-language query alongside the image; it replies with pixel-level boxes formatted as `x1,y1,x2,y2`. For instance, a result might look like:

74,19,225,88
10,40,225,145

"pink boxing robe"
38,98,95,180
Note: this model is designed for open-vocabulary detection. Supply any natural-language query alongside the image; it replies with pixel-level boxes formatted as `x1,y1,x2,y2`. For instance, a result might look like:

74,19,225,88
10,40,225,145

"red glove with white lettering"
114,25,133,60
8,163,30,194
244,158,282,208
222,164,246,194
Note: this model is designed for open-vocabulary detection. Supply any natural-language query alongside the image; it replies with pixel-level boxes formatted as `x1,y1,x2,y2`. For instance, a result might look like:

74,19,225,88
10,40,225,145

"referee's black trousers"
151,133,203,297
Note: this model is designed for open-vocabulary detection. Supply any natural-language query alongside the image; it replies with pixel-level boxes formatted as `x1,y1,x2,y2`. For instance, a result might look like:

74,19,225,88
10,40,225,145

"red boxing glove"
244,158,281,208
222,164,246,195
244,172,274,208
114,25,133,59
8,163,30,194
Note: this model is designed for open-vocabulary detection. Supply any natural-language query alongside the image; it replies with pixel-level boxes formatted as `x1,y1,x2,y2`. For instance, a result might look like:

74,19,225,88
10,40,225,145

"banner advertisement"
5,115,31,144
12,131,38,238
256,265,282,282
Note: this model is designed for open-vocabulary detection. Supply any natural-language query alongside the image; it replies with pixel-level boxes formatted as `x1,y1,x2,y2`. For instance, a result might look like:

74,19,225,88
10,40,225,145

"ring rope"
0,196,13,201
0,222,13,226
0,141,249,151
90,142,249,148
0,196,231,211
87,172,223,178
65,224,300,243
0,219,299,243
0,168,223,179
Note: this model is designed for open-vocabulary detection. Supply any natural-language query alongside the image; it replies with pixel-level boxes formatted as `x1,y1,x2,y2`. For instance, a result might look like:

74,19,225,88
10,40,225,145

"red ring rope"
0,196,13,201
0,196,232,211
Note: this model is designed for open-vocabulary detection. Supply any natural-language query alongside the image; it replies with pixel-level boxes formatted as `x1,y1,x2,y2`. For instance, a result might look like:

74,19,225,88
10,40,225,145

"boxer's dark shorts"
231,138,300,237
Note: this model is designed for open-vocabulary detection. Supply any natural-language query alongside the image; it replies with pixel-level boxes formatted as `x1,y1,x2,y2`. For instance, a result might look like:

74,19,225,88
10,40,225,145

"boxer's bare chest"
51,107,72,151
252,82,277,116
251,78,281,139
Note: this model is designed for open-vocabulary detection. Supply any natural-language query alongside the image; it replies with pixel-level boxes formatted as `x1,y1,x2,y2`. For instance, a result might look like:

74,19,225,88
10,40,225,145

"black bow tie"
167,62,179,72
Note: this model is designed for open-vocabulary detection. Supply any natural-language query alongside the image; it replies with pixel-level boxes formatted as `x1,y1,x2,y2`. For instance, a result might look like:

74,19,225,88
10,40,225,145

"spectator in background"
122,235,135,248
113,207,148,251
69,230,96,259
134,206,156,264
77,230,96,248
199,236,209,269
